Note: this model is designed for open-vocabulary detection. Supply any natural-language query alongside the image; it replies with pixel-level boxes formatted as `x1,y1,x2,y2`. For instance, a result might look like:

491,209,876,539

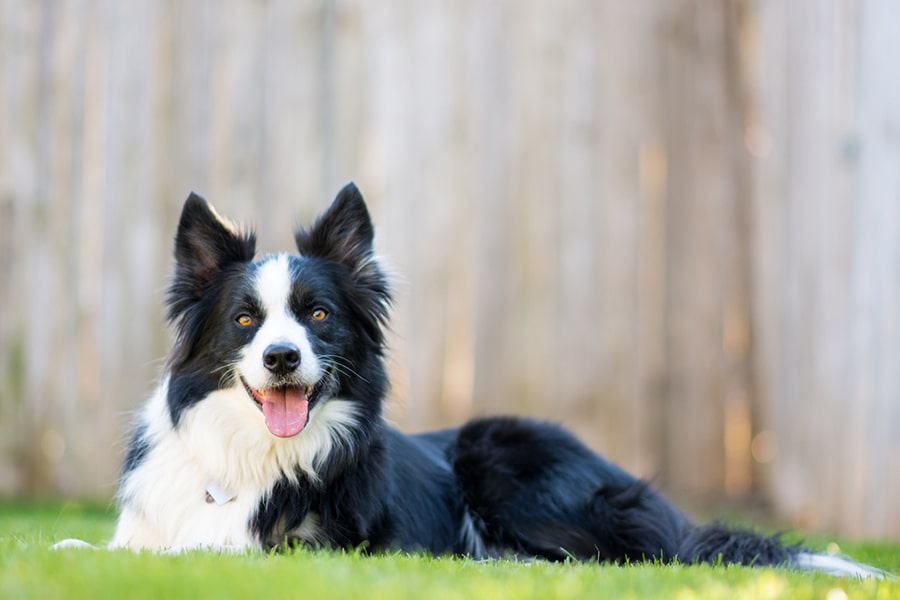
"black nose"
263,344,301,375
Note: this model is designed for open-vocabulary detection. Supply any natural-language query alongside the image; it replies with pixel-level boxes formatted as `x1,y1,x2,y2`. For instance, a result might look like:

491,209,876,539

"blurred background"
1,0,898,539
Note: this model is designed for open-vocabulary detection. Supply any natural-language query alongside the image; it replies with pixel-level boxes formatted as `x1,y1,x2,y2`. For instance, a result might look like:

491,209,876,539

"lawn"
2,501,898,599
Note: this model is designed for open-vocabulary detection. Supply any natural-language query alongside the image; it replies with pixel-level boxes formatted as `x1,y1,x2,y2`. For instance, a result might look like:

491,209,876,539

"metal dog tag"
205,481,236,505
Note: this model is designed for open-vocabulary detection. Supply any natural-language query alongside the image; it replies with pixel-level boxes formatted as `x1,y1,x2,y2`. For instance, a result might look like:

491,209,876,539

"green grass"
2,501,898,599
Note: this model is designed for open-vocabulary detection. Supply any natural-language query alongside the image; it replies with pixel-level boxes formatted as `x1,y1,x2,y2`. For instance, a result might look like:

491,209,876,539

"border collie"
58,184,887,578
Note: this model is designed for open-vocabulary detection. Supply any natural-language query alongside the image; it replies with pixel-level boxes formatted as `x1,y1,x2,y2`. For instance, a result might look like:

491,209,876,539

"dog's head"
164,183,390,438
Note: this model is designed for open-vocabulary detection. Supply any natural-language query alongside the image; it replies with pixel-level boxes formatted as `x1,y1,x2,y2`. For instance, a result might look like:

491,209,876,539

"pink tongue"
261,387,309,438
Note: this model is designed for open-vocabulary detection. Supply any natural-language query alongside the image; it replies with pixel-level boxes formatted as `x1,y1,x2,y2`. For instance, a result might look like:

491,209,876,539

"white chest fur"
111,380,359,551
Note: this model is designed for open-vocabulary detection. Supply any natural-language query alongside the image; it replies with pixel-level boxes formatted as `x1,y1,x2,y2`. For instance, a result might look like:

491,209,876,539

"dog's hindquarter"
450,416,693,562
449,417,813,569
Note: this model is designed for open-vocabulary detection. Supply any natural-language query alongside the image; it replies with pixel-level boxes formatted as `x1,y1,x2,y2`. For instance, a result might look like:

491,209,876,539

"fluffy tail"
679,523,892,579
677,522,796,566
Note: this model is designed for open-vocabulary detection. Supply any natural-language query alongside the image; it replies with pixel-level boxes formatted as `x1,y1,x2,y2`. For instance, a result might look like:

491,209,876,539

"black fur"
120,423,150,477
679,523,794,566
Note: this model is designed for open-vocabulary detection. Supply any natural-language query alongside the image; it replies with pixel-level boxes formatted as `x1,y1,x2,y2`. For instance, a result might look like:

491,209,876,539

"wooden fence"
0,0,897,538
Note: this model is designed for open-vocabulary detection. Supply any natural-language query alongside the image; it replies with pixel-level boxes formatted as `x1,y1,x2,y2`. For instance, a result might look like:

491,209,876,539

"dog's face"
164,184,390,438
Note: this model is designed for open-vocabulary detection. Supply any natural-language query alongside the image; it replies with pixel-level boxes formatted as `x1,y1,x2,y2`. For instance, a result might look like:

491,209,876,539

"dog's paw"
50,538,97,550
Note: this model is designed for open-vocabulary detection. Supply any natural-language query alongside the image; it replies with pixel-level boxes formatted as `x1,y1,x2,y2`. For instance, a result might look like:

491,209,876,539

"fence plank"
659,0,735,499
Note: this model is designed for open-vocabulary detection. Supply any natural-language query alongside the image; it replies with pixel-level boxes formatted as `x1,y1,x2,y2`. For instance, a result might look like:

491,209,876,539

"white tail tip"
793,551,895,580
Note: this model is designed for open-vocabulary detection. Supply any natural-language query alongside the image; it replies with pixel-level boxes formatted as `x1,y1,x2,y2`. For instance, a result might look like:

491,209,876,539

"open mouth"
240,377,324,438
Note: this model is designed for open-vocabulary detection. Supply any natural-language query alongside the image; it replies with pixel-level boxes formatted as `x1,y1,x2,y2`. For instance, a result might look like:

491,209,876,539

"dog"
59,183,885,578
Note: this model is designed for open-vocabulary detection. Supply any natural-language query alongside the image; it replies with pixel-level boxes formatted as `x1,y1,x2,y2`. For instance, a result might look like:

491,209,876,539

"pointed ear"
294,182,376,273
174,192,256,280
296,183,392,343
168,193,256,319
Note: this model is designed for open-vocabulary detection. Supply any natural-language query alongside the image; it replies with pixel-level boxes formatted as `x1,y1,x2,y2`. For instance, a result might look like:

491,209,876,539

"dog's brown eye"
236,314,254,327
311,308,327,322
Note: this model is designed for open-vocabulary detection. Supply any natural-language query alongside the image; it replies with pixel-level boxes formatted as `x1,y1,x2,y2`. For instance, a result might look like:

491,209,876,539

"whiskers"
317,355,369,384
215,352,366,396
211,362,240,388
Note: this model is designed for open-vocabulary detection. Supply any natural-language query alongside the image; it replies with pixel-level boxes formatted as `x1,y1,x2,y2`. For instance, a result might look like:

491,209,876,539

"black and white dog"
69,184,884,577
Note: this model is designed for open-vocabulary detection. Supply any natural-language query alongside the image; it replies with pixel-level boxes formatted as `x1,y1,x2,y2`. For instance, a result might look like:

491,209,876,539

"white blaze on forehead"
255,254,295,312
239,254,321,387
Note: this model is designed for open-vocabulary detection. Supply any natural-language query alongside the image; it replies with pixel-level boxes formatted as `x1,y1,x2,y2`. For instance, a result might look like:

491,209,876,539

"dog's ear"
168,193,256,317
295,182,376,275
174,193,256,280
296,183,391,341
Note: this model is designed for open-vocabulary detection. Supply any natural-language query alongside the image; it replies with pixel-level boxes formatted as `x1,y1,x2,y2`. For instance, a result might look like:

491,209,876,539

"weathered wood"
754,0,900,537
